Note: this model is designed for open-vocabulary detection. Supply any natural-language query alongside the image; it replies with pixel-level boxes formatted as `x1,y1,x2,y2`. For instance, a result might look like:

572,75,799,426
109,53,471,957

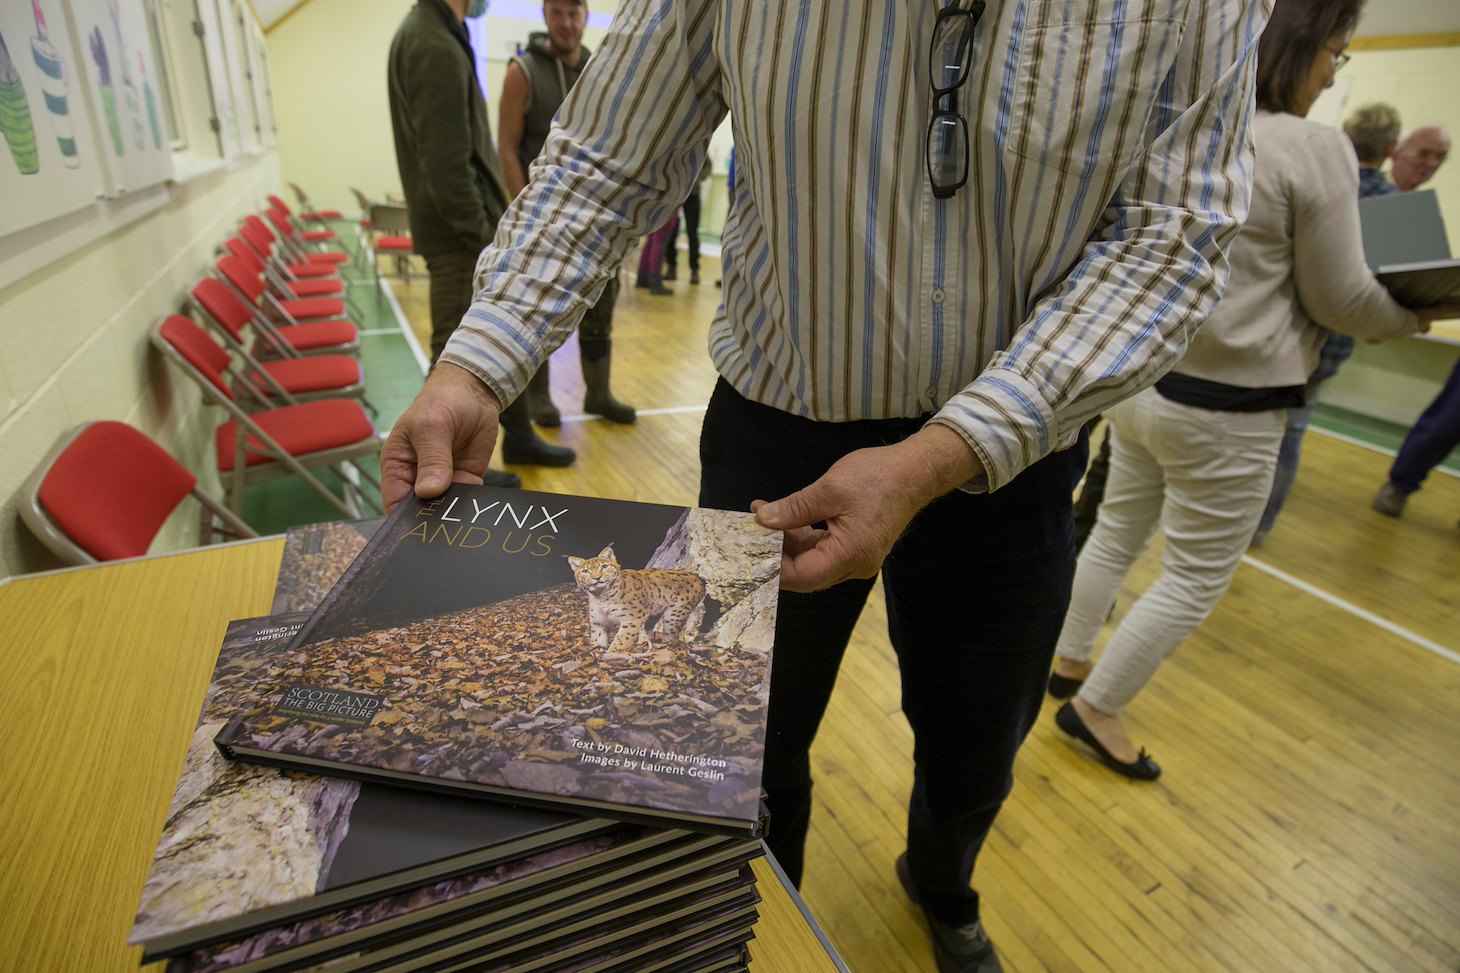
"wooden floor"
394,254,1460,973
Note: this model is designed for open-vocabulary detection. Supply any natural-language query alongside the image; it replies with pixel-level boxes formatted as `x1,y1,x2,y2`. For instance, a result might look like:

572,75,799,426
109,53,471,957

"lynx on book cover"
216,486,782,835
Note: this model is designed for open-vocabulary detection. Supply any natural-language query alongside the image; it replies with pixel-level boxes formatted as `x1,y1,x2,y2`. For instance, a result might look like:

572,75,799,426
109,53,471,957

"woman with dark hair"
1044,0,1459,780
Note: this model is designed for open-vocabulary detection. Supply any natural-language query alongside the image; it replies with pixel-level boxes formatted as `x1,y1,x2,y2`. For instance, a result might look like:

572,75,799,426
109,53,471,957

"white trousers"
1056,388,1285,715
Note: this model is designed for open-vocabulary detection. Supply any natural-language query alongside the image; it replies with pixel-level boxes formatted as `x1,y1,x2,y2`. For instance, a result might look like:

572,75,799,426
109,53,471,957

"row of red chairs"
19,194,389,566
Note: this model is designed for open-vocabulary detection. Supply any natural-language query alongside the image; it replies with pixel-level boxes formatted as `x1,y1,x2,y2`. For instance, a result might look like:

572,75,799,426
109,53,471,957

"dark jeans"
698,380,1083,926
421,248,477,366
666,191,702,274
1389,360,1460,495
1072,417,1111,553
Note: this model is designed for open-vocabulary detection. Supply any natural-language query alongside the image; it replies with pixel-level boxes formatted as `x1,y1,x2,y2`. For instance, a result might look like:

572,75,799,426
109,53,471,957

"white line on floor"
1240,554,1460,665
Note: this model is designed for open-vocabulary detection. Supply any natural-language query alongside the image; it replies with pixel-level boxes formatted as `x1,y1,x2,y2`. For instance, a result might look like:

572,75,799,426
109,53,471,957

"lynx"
566,546,707,653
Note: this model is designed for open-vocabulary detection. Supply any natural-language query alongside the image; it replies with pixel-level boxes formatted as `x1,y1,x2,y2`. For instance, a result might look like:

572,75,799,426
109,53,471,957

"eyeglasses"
1326,46,1351,71
927,1,987,199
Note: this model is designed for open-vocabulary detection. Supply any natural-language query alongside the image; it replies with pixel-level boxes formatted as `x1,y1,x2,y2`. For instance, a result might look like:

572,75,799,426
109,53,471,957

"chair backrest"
240,220,275,259
216,254,265,303
289,182,310,208
158,315,237,400
191,277,254,342
223,237,265,275
266,208,297,241
20,421,199,563
349,187,372,212
367,202,411,235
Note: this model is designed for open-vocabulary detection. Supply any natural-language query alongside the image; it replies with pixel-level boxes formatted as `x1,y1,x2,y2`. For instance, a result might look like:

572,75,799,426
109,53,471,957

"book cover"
216,485,781,836
169,831,751,973
1375,258,1460,307
131,614,619,959
271,518,385,614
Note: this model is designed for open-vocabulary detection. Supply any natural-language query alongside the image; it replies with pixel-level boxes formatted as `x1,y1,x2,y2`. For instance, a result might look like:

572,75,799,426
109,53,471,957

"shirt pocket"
1005,2,1184,175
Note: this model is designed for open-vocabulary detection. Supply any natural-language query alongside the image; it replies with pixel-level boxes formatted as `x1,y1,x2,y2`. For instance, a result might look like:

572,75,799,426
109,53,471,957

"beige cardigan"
1173,110,1417,388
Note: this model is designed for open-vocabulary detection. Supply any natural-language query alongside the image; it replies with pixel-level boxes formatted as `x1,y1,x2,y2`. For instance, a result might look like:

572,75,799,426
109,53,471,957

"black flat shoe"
1047,672,1084,700
1054,702,1161,781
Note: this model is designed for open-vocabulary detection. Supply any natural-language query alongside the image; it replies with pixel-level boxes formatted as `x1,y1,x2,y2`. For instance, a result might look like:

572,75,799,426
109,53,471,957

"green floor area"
240,221,426,535
1311,402,1460,473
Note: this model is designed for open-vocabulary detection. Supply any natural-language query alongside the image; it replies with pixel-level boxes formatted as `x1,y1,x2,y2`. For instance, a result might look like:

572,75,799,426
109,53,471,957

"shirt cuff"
438,304,546,407
932,366,1057,493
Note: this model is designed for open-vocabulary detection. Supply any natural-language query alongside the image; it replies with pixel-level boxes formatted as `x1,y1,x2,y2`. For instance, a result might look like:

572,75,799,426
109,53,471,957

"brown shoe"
1372,483,1406,518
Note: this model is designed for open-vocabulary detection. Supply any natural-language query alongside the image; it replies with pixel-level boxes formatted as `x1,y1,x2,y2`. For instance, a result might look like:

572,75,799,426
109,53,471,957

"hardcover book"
169,832,754,973
271,518,385,614
215,485,782,836
130,614,622,960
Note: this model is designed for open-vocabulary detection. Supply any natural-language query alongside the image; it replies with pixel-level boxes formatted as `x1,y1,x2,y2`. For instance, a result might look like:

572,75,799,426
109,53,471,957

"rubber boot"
580,339,636,424
499,397,576,466
525,363,561,427
482,468,522,488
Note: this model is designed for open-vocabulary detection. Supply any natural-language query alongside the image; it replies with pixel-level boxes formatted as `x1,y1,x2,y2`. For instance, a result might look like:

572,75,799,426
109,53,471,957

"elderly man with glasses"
382,2,1269,969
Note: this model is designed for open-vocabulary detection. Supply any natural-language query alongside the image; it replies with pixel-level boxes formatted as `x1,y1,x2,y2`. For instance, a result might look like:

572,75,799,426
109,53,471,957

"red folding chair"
244,213,350,268
223,238,346,300
216,253,351,326
19,421,256,564
192,276,359,360
161,312,372,413
236,222,340,280
268,195,339,243
288,182,343,223
154,317,384,518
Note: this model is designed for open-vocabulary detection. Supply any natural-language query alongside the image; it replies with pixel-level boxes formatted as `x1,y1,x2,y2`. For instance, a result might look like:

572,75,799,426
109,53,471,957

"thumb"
754,483,834,530
412,429,456,498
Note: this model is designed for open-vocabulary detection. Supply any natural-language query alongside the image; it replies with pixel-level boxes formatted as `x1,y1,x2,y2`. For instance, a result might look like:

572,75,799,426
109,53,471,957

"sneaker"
1372,483,1406,518
896,854,1003,973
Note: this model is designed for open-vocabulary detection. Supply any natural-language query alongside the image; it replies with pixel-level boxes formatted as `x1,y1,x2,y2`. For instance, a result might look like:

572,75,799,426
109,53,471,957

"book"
216,485,782,836
130,613,624,960
169,831,755,973
1375,258,1460,308
271,518,385,614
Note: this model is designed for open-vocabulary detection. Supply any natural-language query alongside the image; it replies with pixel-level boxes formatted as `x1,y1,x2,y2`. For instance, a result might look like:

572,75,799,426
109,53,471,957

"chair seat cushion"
253,355,363,394
279,297,346,319
303,250,350,265
302,229,338,242
285,278,345,298
216,399,376,471
302,210,343,220
377,235,412,252
252,319,358,355
286,261,338,278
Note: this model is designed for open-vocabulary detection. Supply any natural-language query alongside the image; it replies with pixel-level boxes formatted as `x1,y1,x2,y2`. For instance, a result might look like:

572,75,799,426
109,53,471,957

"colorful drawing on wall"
0,32,40,175
139,53,157,148
30,0,79,169
86,24,120,154
63,0,172,196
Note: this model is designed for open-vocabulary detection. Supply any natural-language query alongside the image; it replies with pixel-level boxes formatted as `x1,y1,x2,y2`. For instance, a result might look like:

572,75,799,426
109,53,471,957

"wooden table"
0,539,845,972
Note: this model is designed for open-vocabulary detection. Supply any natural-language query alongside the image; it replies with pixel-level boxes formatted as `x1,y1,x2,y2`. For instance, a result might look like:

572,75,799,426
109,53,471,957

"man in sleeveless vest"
498,0,635,426
387,0,575,473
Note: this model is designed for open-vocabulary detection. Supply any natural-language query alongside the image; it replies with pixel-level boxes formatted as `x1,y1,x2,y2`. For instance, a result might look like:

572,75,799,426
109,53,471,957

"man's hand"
381,363,505,511
752,424,984,593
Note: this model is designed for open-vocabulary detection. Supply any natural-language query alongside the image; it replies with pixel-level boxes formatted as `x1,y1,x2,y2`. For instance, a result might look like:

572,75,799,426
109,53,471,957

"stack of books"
129,485,784,973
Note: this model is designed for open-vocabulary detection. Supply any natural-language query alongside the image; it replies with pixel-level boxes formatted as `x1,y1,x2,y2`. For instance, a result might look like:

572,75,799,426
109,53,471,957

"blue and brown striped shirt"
443,0,1269,491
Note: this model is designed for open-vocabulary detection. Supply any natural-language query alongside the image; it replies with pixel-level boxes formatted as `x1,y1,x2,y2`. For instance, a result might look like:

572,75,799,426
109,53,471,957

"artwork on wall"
65,0,174,195
193,0,238,159
0,0,104,236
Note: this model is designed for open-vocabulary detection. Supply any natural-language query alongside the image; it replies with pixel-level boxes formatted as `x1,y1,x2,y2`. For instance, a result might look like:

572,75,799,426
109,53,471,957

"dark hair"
1255,0,1363,114
1343,103,1402,163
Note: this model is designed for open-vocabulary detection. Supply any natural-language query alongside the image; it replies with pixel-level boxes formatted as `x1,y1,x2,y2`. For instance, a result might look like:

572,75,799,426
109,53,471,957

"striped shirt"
444,0,1269,491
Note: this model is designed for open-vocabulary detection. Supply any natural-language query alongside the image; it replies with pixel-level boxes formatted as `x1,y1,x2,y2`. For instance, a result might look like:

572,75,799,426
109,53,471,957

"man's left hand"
752,424,984,592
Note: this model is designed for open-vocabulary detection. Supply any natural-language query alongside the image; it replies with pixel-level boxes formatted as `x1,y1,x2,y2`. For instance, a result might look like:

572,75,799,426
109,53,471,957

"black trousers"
666,191,702,274
698,380,1084,925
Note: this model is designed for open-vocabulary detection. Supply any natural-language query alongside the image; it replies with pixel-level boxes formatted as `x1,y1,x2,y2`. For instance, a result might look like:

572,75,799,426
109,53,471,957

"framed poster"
193,0,237,158
61,0,174,196
0,0,105,236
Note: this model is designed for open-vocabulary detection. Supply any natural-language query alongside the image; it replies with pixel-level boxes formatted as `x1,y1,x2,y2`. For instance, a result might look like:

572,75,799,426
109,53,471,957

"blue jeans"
1257,402,1312,536
698,380,1084,926
1390,360,1460,495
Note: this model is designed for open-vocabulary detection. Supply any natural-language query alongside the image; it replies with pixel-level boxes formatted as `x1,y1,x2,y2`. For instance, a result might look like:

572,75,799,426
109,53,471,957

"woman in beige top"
1044,0,1458,780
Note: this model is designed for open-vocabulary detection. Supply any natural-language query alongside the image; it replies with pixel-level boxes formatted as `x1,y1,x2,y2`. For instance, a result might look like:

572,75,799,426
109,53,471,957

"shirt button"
926,386,939,399
931,288,946,304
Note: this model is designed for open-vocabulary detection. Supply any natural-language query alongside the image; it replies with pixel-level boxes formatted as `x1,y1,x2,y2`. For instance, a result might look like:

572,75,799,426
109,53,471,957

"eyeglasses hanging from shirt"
927,0,988,199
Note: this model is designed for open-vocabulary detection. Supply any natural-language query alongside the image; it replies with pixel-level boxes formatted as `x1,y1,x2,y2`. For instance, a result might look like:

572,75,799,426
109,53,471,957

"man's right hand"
381,363,505,511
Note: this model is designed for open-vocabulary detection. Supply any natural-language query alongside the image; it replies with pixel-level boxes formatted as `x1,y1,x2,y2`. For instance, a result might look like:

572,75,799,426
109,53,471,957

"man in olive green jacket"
387,0,573,470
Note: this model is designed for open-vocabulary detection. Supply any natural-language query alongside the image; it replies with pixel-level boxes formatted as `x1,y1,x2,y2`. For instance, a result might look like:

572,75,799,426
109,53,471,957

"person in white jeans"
1046,0,1457,781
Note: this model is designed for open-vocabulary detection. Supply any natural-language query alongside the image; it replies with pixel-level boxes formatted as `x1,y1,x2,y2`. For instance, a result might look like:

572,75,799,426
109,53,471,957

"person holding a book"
382,3,1269,970
1046,0,1459,781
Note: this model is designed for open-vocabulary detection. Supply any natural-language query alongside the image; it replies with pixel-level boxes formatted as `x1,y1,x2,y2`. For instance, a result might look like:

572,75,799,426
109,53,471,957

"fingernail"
757,503,780,523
